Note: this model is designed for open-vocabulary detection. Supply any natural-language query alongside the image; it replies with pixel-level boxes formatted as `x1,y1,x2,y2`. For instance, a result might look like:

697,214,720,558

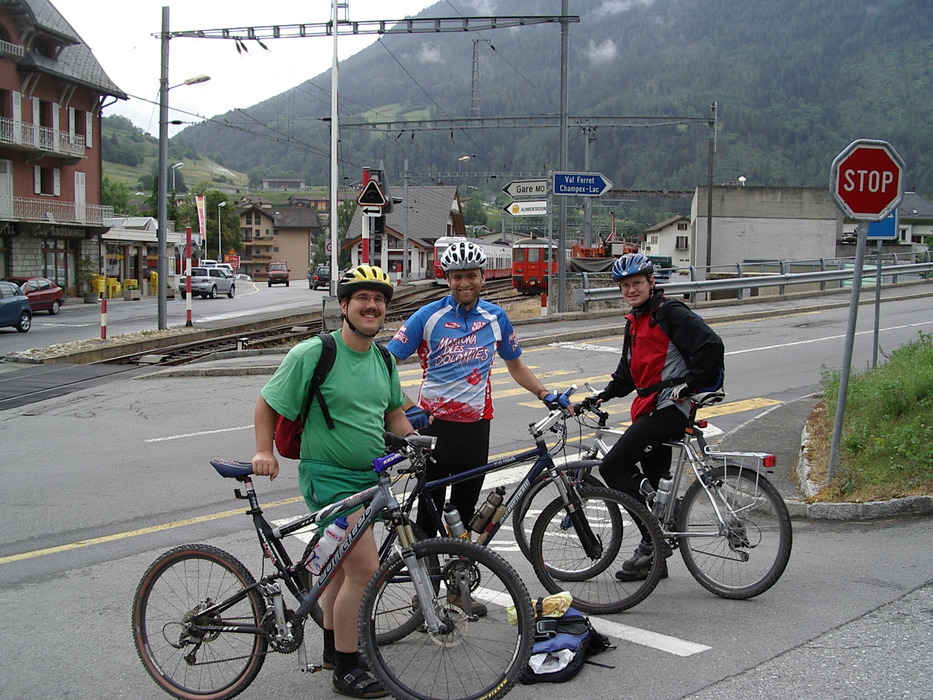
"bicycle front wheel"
511,460,603,560
529,485,664,614
132,544,267,700
678,466,793,599
360,538,534,700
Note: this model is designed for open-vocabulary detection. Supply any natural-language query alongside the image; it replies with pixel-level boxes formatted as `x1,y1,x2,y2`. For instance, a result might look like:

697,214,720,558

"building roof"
8,0,127,99
644,215,688,233
899,192,933,220
348,185,464,247
273,207,322,229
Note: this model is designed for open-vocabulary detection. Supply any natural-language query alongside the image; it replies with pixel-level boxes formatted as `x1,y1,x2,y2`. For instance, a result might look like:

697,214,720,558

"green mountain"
174,0,933,199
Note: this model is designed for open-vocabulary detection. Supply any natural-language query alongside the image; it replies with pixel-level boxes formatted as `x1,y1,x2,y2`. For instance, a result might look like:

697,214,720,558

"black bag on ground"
519,606,613,684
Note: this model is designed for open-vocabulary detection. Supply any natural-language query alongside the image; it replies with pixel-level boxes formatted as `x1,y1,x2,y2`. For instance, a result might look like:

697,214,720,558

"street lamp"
457,154,475,172
171,162,184,192
217,201,226,261
157,5,211,329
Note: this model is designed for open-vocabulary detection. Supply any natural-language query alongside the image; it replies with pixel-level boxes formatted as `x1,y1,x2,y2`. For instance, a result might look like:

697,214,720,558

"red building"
0,0,126,292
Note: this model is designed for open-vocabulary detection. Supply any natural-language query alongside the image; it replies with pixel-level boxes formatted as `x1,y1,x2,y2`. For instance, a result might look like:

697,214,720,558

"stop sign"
831,139,905,221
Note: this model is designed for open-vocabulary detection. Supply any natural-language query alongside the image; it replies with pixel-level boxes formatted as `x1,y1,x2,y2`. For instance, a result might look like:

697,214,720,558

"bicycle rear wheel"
511,460,603,560
678,466,793,599
529,485,663,614
360,538,534,700
132,544,267,700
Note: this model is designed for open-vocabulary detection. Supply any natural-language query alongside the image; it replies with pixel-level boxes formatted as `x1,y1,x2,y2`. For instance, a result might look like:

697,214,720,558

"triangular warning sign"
357,180,387,207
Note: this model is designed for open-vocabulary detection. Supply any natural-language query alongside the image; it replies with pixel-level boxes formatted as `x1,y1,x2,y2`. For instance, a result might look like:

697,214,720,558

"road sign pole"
827,220,869,483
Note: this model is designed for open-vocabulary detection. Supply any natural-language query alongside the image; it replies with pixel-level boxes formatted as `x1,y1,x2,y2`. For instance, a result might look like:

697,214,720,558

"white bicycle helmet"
440,240,487,272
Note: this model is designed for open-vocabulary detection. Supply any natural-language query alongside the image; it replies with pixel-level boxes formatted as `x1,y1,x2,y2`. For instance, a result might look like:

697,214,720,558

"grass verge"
805,332,933,502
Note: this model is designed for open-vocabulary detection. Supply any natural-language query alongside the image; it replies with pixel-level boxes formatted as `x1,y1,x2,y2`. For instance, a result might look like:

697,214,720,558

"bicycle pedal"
299,663,326,674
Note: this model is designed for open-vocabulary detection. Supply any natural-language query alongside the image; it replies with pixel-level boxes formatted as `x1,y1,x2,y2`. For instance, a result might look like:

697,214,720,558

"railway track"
98,278,518,367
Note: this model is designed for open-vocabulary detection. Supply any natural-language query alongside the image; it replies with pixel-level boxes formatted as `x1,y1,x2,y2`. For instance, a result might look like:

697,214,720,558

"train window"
528,249,540,263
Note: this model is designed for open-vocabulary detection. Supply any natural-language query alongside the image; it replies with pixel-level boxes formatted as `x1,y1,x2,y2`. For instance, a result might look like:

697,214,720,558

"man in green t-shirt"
252,265,413,699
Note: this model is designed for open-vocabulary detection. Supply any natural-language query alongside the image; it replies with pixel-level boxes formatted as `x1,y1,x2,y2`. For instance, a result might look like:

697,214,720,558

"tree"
101,175,132,214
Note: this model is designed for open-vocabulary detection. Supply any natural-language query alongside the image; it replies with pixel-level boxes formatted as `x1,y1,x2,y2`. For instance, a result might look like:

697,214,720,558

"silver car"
178,267,236,299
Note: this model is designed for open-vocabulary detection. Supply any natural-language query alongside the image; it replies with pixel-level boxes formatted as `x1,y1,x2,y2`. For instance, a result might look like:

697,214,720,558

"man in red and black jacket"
595,253,724,581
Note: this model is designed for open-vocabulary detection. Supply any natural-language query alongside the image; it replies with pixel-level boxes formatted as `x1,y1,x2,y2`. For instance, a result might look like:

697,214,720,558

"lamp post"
217,201,226,261
457,154,475,172
171,162,183,192
156,7,210,330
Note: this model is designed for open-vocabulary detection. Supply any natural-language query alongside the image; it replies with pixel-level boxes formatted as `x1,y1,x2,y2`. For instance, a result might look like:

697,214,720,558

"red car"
2,277,65,315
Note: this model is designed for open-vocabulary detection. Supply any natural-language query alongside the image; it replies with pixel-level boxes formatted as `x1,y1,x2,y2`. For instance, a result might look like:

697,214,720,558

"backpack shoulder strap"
300,333,337,430
374,341,394,377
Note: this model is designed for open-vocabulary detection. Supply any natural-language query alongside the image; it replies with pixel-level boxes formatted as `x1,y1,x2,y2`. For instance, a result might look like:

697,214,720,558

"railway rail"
98,279,517,368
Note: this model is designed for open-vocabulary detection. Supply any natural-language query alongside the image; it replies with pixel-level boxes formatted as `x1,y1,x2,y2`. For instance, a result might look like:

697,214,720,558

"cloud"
594,0,657,17
586,39,618,65
417,43,444,64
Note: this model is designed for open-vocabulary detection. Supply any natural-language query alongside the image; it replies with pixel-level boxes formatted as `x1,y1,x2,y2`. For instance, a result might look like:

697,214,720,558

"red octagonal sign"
831,139,905,221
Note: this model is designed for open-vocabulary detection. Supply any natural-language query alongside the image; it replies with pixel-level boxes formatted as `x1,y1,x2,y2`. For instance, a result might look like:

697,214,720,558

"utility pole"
557,0,570,312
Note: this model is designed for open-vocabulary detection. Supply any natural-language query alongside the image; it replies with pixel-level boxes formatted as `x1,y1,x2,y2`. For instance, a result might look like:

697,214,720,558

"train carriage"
433,236,511,282
511,237,560,294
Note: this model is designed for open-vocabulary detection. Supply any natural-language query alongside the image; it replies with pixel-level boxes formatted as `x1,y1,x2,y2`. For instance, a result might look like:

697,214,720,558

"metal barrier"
572,260,933,309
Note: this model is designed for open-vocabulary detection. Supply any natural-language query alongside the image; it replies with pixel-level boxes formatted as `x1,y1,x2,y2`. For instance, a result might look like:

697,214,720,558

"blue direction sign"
866,213,898,240
551,171,613,197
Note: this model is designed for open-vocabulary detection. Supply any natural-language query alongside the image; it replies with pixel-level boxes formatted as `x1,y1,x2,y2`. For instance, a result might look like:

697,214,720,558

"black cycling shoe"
333,667,388,698
614,558,668,582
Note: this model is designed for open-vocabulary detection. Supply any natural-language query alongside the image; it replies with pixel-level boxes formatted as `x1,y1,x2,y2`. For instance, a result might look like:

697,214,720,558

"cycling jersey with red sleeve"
386,296,522,422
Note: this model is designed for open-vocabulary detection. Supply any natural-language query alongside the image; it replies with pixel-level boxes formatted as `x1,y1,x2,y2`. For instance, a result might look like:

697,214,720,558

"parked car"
235,273,252,281
268,261,290,287
2,276,65,315
177,267,236,299
0,280,32,332
310,264,330,290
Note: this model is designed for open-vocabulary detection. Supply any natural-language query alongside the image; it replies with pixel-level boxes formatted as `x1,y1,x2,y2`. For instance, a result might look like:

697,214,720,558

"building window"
649,235,659,245
675,236,689,250
34,165,60,195
677,221,688,231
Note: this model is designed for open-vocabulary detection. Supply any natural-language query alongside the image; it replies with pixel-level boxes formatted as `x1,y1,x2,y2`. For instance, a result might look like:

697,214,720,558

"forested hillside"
174,0,933,197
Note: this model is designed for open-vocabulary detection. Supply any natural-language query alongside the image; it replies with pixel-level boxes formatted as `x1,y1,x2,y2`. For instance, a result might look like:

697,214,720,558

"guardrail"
572,259,933,309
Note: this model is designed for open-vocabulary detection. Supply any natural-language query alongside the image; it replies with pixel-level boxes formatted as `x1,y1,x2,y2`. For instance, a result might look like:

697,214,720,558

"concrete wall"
691,187,842,272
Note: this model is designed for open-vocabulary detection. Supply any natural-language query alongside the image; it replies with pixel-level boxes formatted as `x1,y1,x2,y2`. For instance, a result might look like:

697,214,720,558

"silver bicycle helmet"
440,240,487,272
611,253,654,281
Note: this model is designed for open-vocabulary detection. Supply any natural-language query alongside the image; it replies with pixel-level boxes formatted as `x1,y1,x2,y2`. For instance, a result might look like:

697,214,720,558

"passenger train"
511,237,561,295
432,236,512,282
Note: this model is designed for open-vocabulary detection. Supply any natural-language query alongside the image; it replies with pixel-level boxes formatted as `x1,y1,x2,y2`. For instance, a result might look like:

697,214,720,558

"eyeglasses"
619,279,649,292
350,293,387,306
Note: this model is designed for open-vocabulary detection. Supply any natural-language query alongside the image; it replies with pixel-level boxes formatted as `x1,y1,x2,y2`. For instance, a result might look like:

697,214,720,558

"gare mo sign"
830,139,905,221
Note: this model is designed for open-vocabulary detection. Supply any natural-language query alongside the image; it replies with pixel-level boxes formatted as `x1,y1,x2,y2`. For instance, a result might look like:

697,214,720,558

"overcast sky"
51,1,437,136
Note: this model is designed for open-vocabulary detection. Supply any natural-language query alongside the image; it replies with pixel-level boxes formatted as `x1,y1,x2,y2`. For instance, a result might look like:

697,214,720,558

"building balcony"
0,39,24,59
0,116,86,160
0,196,114,226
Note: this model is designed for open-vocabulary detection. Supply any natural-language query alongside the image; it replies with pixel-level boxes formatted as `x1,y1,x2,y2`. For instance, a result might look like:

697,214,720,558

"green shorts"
299,461,378,525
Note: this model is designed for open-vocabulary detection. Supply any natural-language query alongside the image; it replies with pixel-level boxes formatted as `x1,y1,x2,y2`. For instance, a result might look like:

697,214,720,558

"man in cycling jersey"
252,264,413,699
595,253,724,582
387,240,563,547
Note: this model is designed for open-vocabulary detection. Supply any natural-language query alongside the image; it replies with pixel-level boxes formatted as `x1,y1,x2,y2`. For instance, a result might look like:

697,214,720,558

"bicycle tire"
511,460,603,560
132,544,267,700
678,466,793,599
529,485,664,614
360,538,534,700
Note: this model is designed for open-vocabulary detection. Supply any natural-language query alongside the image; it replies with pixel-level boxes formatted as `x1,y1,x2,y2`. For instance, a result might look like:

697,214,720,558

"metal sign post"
827,139,905,483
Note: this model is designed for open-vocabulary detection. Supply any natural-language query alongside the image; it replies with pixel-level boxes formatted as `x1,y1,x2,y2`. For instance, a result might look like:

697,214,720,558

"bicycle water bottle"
305,516,348,575
443,502,469,539
655,475,675,510
469,487,505,533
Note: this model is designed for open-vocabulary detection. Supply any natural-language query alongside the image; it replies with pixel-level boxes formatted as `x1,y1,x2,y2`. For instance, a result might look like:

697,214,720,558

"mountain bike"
523,388,793,600
340,388,665,616
131,435,535,700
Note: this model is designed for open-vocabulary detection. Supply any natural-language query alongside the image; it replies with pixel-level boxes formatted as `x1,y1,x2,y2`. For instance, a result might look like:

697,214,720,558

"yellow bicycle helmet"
336,264,394,301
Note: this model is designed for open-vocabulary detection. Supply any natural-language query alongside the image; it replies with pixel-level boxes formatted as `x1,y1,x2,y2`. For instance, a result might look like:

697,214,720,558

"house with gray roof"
345,185,466,279
0,0,126,293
